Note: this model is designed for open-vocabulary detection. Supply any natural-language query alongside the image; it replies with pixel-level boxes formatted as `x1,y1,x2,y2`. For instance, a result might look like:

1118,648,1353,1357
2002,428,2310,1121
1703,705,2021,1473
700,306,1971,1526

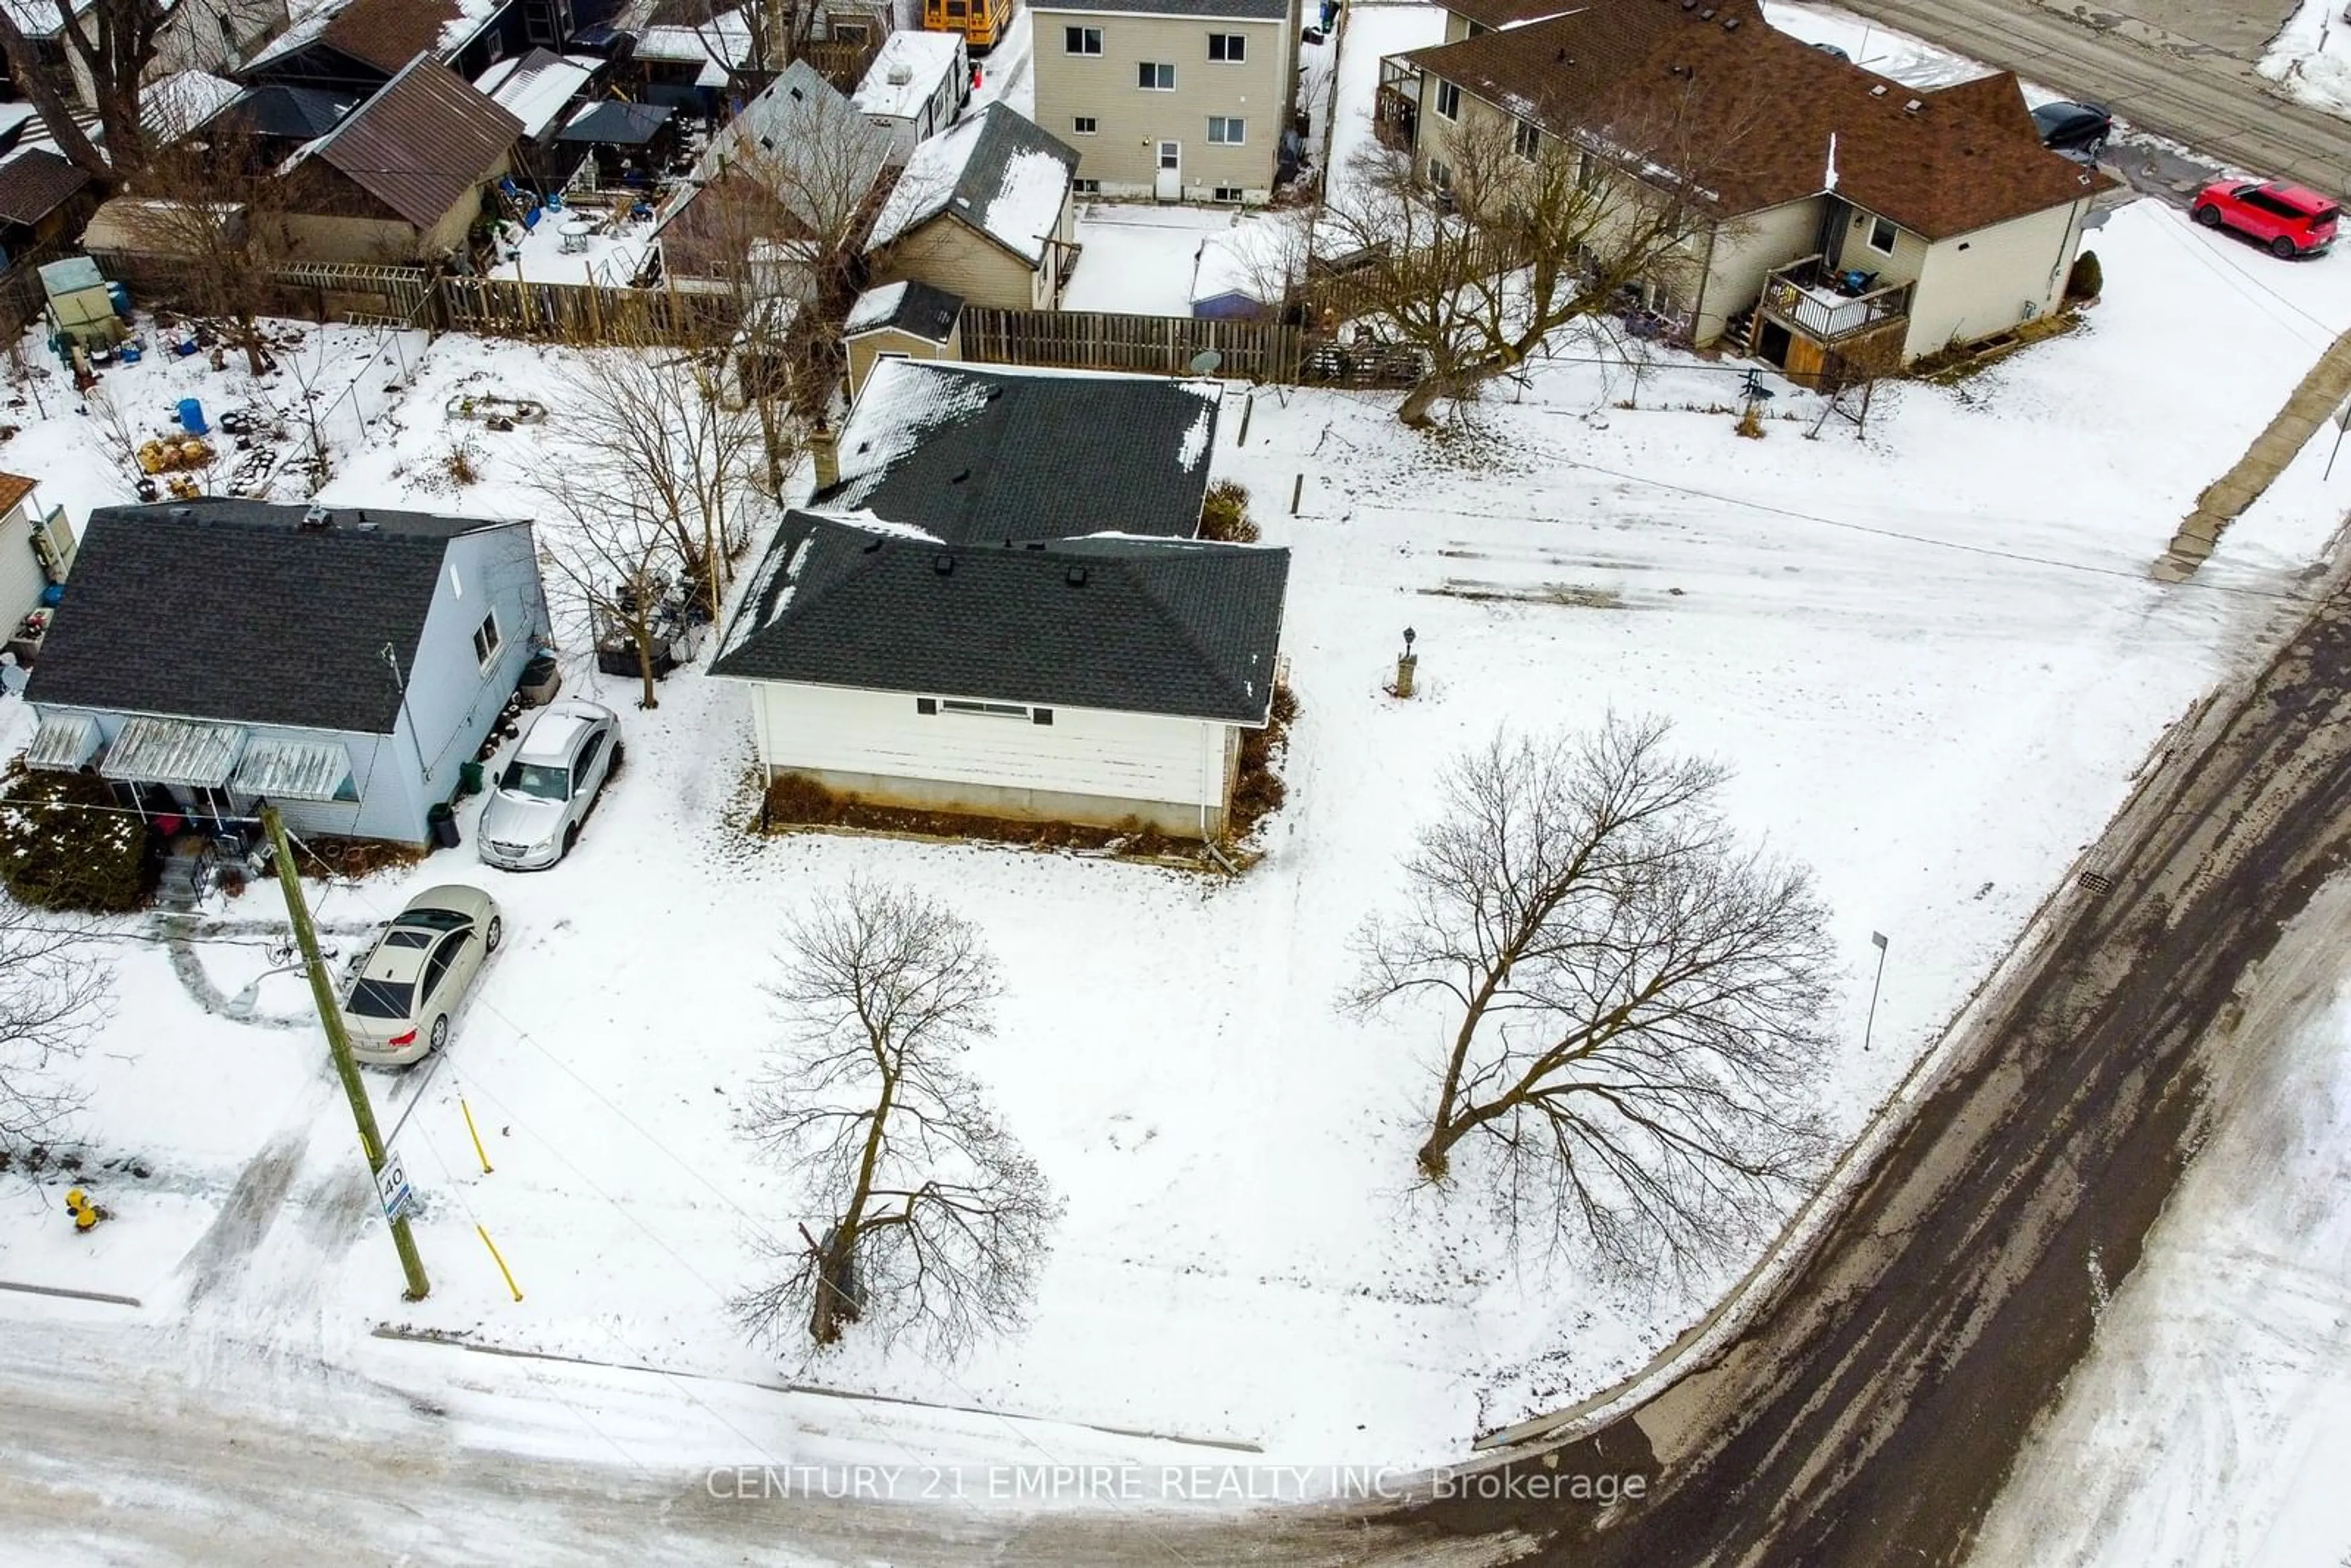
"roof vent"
1679,0,1695,9
983,386,1005,401
1903,97,1922,113
951,468,971,484
887,63,913,84
1722,14,1739,28
1869,83,1888,96
1698,6,1714,17
789,86,804,100
862,536,884,552
169,505,191,519
354,510,379,531
300,503,332,531
1066,565,1089,587
933,553,954,575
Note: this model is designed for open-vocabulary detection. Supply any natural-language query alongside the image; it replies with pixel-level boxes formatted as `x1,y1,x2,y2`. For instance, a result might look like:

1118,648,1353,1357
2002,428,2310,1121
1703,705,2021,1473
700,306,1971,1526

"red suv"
2192,180,2339,258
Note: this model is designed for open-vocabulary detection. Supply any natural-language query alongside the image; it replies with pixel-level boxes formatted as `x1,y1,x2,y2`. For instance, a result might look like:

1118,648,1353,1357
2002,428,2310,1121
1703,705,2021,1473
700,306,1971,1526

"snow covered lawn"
2,184,2351,1484
2262,0,2351,119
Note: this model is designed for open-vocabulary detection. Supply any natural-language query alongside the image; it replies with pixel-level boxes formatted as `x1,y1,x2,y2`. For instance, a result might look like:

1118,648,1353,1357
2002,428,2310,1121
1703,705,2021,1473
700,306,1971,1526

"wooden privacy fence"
958,304,1428,389
958,306,1308,381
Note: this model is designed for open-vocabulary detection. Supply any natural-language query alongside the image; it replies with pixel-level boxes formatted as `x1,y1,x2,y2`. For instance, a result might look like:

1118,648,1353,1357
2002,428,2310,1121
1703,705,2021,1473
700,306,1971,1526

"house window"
945,1,964,15
1073,115,1098,134
1434,80,1460,120
1074,177,1101,194
1576,148,1603,191
1427,156,1452,192
1032,708,1056,726
1208,32,1245,61
1867,214,1898,253
938,699,1032,719
1063,24,1101,53
1212,185,1244,201
1513,118,1540,160
833,20,870,43
1207,115,1244,145
1138,61,1174,89
471,610,501,669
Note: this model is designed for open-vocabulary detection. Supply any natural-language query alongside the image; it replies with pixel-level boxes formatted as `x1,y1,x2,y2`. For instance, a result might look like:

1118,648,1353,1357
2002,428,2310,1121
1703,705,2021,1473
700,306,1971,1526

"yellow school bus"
923,0,1011,54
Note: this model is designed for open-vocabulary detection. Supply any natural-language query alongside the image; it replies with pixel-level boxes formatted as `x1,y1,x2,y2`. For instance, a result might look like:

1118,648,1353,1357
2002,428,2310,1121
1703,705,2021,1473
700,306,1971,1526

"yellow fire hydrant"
64,1188,105,1231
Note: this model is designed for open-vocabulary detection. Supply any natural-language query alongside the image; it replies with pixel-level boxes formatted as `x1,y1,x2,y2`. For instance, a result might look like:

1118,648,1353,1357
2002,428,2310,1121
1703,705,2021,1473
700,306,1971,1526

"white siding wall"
0,501,50,630
400,522,551,825
1903,200,2089,361
748,679,1237,835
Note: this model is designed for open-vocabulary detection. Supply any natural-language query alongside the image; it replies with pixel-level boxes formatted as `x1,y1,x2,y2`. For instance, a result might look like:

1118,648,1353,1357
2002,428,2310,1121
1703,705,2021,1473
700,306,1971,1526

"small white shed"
852,30,968,166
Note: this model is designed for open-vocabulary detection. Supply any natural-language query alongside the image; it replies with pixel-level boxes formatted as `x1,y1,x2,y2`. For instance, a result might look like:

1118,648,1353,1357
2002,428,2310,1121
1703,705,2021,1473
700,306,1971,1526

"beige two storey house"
1030,0,1301,204
1376,0,2113,380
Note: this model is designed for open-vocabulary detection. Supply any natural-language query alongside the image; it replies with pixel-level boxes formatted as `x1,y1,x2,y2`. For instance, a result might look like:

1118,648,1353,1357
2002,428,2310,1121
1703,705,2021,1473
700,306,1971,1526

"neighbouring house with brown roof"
242,0,573,94
1376,0,2114,381
276,55,521,264
0,148,93,262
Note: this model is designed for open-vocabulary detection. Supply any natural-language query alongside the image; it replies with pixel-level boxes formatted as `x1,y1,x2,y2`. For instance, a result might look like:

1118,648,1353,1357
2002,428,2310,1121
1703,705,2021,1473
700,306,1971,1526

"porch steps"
155,844,214,912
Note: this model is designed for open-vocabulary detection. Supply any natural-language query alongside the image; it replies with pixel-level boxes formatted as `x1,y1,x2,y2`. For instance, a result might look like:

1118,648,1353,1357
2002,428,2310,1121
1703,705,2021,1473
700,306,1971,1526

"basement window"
937,699,1033,719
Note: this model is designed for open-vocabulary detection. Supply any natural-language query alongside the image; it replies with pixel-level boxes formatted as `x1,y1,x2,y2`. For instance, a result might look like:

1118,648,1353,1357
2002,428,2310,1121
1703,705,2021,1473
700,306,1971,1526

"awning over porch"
99,715,246,788
23,711,100,771
231,737,356,803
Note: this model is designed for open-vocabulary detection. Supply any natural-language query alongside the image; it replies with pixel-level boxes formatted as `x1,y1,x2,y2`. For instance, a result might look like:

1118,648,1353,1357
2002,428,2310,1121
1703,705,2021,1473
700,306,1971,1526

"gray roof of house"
220,83,363,140
711,514,1289,722
26,500,520,735
1029,0,1289,17
0,149,89,227
819,360,1221,544
846,279,962,342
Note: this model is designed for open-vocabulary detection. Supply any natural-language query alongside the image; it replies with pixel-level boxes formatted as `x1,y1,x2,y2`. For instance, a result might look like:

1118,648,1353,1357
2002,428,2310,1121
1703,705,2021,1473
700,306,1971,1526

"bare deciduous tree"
1317,80,1763,426
541,321,764,643
532,465,683,711
735,881,1059,1357
0,0,171,182
116,119,290,377
0,909,113,1159
1348,718,1836,1274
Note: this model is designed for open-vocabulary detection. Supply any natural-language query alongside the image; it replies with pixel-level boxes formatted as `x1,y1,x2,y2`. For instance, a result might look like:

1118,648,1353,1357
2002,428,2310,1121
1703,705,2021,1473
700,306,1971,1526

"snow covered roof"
143,70,241,139
473,48,601,141
1028,0,1286,15
1189,212,1305,304
231,737,358,801
99,715,247,789
250,0,508,76
866,105,1076,266
844,278,962,341
851,31,964,121
818,359,1220,544
710,512,1289,724
635,8,754,66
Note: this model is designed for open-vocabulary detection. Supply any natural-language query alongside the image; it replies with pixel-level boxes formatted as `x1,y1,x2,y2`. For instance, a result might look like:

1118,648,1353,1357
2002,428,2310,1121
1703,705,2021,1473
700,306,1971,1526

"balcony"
1757,255,1912,343
1374,62,1419,152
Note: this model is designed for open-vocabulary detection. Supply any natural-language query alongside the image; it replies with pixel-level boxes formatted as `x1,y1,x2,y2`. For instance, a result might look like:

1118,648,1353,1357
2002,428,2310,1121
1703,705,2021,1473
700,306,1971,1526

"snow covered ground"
4,190,2348,1489
1063,203,1236,314
5,10,2351,1535
2262,0,2351,119
1972,877,2351,1568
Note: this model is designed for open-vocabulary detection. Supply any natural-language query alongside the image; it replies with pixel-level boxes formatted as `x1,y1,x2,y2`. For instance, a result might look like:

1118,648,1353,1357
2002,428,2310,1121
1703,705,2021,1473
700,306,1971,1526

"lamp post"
1863,930,1889,1052
1396,625,1419,699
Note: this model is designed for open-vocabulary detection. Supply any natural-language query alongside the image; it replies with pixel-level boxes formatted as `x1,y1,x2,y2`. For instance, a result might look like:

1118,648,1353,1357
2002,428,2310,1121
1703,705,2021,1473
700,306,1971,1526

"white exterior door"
1155,140,1180,201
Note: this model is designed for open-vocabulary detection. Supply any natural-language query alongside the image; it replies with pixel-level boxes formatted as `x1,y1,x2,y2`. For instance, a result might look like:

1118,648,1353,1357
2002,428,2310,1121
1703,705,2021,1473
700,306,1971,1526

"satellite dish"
1188,349,1224,375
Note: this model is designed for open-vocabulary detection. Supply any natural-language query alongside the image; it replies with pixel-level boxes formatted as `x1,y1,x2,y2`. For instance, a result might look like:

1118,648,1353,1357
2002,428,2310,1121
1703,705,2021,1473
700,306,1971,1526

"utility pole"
261,805,430,1300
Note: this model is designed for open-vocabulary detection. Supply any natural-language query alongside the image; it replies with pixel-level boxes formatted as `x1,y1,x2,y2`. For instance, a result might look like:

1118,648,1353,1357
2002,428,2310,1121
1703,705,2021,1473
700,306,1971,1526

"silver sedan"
342,884,504,1066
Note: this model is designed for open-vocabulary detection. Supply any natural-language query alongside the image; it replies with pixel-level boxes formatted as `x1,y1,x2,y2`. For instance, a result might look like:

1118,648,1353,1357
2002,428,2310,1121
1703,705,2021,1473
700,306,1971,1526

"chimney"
809,424,841,490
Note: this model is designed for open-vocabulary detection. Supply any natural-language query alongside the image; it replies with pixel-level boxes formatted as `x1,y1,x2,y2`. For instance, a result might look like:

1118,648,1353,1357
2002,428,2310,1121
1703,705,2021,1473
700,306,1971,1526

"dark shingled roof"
846,279,962,343
0,149,89,227
557,97,672,144
1029,0,1288,18
217,83,364,140
818,361,1220,544
1398,0,2110,239
302,56,520,231
711,514,1289,722
26,500,520,734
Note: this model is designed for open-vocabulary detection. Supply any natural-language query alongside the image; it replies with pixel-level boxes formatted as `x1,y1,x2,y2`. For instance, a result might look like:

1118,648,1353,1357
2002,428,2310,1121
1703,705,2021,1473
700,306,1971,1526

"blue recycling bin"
176,397,208,435
107,281,130,319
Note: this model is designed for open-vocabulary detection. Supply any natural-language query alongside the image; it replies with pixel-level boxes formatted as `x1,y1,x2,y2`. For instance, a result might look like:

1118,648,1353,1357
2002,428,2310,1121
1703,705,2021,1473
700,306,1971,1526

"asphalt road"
1398,546,2351,1564
1835,0,2351,195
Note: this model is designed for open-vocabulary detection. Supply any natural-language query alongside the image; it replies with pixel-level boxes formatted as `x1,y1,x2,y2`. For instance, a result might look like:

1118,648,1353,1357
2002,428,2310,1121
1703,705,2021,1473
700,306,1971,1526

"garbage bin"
517,653,560,707
427,801,460,850
459,759,485,797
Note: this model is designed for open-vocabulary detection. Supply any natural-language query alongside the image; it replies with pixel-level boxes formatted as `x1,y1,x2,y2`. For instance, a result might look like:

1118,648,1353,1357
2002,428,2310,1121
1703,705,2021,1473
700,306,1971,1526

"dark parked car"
2031,100,2112,156
2193,179,2340,258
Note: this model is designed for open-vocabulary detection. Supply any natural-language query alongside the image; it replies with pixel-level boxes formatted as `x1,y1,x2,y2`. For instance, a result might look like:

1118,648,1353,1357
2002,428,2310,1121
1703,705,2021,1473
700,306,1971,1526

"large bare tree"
111,118,289,375
0,908,113,1160
735,881,1059,1356
1347,718,1836,1273
1318,79,1763,426
531,464,688,711
0,0,171,182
